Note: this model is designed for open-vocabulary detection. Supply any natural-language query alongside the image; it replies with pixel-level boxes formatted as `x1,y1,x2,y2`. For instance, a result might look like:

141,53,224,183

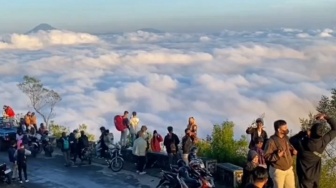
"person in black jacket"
182,128,193,164
163,126,180,165
289,113,336,188
246,118,268,149
69,130,78,161
8,141,18,181
76,130,89,163
14,143,31,184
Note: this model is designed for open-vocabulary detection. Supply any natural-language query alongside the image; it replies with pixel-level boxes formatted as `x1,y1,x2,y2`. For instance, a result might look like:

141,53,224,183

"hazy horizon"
1,0,335,34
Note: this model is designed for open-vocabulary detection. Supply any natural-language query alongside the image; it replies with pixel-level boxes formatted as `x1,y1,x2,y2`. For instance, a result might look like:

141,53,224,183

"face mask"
280,129,289,135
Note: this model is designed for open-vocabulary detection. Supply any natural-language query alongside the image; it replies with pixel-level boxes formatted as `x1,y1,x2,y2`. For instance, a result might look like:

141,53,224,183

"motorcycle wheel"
109,157,124,172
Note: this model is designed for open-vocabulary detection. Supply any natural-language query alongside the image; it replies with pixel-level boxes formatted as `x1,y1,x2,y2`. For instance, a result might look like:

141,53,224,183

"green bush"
196,121,248,167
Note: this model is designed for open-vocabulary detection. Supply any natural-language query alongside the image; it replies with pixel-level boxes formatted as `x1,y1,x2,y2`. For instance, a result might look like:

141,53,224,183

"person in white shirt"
133,132,147,175
129,111,140,147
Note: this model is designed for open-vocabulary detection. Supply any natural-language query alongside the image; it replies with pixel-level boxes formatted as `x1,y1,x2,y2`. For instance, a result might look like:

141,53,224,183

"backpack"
63,138,70,150
114,115,124,131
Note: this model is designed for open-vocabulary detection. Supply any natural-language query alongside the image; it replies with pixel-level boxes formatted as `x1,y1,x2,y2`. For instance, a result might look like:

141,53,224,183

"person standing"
129,111,140,147
290,113,336,188
150,130,163,152
8,141,18,181
163,126,180,165
244,166,269,188
246,118,268,149
264,120,297,188
69,130,78,162
187,117,198,143
121,111,130,147
77,130,89,163
181,128,193,164
133,132,148,175
60,132,71,166
14,143,31,183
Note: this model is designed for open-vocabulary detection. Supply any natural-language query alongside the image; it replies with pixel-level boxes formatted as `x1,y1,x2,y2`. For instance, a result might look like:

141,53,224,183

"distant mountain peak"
26,23,57,34
136,28,163,33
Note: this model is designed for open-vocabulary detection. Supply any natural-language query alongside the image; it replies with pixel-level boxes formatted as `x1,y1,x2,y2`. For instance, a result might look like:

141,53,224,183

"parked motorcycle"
105,143,124,172
189,159,215,188
28,135,41,157
41,134,53,157
81,147,92,164
0,163,11,184
156,170,180,188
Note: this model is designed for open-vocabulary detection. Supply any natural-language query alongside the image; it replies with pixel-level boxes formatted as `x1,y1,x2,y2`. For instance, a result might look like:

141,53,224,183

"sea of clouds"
0,28,335,141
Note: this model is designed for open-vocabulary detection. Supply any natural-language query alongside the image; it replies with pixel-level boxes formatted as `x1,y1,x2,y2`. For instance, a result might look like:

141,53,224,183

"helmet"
190,146,198,154
189,159,202,171
177,159,187,168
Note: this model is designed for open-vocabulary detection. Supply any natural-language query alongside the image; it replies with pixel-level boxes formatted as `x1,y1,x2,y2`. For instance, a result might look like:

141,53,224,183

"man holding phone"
290,113,336,188
264,120,297,188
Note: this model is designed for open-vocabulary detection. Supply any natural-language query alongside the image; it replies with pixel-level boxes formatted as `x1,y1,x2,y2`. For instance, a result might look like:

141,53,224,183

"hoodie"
242,150,259,186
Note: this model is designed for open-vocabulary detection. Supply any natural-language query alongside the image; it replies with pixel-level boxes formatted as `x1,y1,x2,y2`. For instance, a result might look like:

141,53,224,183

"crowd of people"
242,113,336,188
4,104,336,188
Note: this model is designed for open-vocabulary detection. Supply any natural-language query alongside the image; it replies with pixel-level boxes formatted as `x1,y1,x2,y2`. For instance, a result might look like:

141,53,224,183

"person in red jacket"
150,130,163,152
3,105,15,119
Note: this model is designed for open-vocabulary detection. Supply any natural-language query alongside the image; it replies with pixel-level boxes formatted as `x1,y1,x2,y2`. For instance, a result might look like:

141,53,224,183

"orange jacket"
25,115,31,125
30,115,37,125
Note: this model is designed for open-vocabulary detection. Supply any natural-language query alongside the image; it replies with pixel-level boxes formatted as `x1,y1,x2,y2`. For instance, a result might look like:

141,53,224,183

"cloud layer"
0,28,335,140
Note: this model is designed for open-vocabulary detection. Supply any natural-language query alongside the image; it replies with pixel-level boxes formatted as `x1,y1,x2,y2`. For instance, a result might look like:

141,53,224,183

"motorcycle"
189,159,215,188
81,147,92,164
156,170,180,188
105,143,124,172
0,163,11,184
41,134,53,157
28,135,41,157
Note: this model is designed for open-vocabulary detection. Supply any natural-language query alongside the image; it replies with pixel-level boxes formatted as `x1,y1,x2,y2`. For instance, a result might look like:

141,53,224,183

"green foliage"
49,121,69,139
299,88,336,188
78,124,95,142
17,75,61,127
196,121,248,167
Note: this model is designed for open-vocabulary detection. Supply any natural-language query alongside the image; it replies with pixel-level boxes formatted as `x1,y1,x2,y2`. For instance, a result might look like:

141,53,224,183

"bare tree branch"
17,76,61,128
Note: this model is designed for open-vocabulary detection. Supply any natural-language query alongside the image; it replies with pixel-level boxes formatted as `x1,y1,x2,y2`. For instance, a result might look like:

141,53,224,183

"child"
14,143,31,183
8,141,18,181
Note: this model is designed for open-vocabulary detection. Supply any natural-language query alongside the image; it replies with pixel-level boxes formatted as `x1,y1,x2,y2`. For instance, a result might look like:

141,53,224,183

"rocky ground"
0,149,159,188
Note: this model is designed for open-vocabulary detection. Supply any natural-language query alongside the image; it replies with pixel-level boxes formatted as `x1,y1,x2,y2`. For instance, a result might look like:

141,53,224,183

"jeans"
120,129,128,147
168,153,177,165
131,133,136,147
63,150,71,165
18,162,27,181
11,163,18,179
182,154,189,164
137,156,146,172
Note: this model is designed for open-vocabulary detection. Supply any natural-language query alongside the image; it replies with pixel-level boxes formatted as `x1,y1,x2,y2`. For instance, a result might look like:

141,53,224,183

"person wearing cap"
289,113,336,188
264,120,297,188
242,150,260,187
246,118,268,149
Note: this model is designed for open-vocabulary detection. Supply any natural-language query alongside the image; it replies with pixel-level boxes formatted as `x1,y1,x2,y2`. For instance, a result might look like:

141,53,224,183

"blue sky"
0,0,335,33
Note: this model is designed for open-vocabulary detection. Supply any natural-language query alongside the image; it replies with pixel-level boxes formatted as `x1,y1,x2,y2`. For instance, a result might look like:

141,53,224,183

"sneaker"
20,181,23,184
139,171,146,175
25,180,29,183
